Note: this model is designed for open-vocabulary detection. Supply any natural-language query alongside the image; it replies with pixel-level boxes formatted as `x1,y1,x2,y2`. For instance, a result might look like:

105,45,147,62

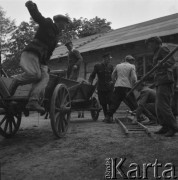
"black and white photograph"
0,0,178,179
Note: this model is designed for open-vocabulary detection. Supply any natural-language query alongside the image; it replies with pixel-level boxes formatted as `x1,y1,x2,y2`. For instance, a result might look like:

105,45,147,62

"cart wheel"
0,111,22,138
90,97,100,121
50,84,71,138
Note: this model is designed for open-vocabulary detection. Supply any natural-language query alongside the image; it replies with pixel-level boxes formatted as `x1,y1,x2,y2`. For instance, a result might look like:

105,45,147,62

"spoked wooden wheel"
0,110,22,138
90,97,100,121
50,84,71,138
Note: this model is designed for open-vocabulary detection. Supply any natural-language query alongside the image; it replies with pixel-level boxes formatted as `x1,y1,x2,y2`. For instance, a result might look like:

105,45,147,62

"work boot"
143,120,157,125
26,100,45,114
154,126,169,134
164,129,176,137
0,108,5,114
102,117,107,122
103,115,114,123
81,112,84,118
8,79,19,96
78,112,81,118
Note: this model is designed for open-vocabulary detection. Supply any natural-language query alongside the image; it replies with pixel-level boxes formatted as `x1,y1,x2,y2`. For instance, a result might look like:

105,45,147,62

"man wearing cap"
88,53,114,121
145,36,178,137
65,41,83,80
9,0,70,113
65,41,84,118
105,55,137,122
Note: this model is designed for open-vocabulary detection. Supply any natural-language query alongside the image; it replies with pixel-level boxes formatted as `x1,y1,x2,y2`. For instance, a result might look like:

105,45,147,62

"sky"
0,0,178,29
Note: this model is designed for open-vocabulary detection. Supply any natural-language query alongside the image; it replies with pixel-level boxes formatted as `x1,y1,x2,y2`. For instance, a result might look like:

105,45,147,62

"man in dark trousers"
135,84,157,125
105,55,137,122
145,36,178,137
65,41,83,80
88,53,114,121
9,0,70,113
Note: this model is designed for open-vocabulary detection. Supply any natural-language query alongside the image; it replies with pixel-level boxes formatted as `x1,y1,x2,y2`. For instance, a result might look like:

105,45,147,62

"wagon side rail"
68,81,96,102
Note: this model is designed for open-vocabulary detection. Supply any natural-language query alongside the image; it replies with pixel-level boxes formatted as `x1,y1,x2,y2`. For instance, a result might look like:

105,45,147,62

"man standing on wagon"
65,41,83,80
65,41,84,118
8,0,70,113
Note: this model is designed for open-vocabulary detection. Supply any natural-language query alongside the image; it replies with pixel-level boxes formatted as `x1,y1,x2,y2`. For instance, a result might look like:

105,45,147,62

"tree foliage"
3,18,36,76
60,15,112,43
0,6,16,57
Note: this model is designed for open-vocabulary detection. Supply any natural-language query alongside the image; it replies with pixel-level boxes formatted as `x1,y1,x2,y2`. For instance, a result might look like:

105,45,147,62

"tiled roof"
51,34,102,60
51,13,178,60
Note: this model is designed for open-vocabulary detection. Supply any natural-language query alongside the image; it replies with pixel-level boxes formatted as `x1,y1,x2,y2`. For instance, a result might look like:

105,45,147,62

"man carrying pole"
145,36,178,137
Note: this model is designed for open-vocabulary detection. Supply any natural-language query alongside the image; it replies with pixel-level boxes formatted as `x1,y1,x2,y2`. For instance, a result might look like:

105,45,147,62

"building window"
135,55,154,83
135,56,144,80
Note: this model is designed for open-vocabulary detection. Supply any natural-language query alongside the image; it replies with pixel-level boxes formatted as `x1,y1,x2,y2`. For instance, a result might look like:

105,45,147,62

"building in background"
49,13,178,82
49,13,178,114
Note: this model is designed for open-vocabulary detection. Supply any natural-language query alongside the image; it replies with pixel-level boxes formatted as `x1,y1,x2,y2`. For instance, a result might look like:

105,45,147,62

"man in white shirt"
105,55,137,122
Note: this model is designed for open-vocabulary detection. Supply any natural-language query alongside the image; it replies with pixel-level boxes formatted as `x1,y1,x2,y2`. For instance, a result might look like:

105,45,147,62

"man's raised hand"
25,1,34,7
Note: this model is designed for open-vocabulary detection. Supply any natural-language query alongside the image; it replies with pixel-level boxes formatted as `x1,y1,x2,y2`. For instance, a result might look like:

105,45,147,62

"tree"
0,6,16,47
60,15,112,43
0,6,16,76
3,18,36,76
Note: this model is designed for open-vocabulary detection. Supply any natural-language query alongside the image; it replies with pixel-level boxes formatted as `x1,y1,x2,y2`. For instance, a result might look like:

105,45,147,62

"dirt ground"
0,110,178,180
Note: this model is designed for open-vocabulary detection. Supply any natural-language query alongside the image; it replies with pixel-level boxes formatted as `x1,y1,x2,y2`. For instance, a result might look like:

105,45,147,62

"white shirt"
112,62,137,88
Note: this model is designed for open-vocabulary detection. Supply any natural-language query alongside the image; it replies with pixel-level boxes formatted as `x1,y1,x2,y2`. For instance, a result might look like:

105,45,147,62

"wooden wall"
48,35,178,82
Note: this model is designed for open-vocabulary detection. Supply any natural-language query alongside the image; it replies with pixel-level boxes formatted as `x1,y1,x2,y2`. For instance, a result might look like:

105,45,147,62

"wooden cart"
0,74,101,138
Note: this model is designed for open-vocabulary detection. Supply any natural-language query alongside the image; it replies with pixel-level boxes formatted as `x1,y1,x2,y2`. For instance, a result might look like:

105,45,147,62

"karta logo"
105,158,177,179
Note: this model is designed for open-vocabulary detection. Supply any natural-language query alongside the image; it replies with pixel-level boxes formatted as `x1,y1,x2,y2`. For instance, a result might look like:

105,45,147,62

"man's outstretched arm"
25,1,46,24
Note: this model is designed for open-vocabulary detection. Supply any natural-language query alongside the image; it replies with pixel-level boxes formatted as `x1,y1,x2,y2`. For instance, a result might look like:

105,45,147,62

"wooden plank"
127,46,178,96
115,118,129,135
14,84,31,97
136,121,151,136
0,77,31,97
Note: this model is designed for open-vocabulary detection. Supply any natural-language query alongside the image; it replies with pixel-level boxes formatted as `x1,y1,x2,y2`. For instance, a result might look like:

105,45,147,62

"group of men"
9,1,178,137
88,53,138,122
89,36,178,137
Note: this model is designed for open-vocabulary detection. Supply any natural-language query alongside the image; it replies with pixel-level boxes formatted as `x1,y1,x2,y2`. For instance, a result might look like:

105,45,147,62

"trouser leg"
98,90,108,117
142,103,157,122
124,91,138,111
101,104,108,117
156,84,178,131
69,68,80,81
9,52,42,96
14,51,49,103
108,87,129,116
15,51,42,85
29,65,49,102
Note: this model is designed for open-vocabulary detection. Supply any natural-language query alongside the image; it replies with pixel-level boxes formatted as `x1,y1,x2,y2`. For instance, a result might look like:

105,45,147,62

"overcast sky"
1,0,178,29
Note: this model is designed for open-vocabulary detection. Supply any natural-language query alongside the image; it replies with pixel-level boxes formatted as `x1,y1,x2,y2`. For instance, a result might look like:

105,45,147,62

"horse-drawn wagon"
0,73,101,138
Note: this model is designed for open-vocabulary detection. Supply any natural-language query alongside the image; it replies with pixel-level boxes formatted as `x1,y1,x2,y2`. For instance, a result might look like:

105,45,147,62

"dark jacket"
89,63,114,91
24,2,59,65
153,45,175,86
67,49,83,78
